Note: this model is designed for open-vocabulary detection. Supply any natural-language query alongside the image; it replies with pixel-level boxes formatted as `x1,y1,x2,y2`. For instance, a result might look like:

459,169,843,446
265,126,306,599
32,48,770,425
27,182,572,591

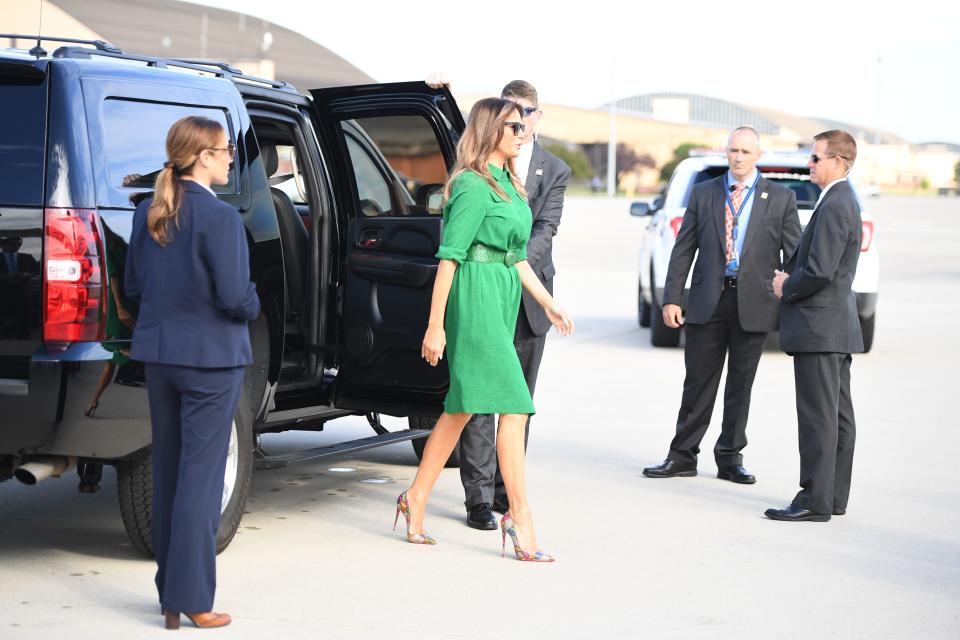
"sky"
196,0,960,144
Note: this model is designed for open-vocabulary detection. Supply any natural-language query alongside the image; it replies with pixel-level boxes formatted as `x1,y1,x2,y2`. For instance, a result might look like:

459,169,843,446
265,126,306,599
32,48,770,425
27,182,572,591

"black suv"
0,36,465,555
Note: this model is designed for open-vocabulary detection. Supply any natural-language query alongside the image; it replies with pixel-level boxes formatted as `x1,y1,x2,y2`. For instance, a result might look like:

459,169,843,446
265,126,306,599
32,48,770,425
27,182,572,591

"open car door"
310,82,464,417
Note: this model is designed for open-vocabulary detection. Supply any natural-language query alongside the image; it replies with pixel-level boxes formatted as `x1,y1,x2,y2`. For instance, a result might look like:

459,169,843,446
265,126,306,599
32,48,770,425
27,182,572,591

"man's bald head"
726,126,763,181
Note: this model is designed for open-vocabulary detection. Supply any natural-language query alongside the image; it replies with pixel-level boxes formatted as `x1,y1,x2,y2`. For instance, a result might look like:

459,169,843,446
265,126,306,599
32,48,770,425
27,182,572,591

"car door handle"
358,230,382,249
349,253,437,287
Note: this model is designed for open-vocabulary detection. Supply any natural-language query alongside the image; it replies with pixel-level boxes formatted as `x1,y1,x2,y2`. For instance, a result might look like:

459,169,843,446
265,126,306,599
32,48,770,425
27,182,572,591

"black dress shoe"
466,503,498,530
642,459,697,478
833,507,846,516
764,504,831,522
717,464,756,484
491,499,509,515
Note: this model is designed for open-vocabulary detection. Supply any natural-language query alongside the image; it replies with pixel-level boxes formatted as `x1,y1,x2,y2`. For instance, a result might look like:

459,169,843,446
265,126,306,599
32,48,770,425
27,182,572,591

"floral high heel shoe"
501,513,555,562
394,491,437,545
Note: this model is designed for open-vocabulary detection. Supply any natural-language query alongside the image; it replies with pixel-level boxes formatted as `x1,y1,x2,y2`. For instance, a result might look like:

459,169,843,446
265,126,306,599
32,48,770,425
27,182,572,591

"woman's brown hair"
148,116,225,246
443,98,526,203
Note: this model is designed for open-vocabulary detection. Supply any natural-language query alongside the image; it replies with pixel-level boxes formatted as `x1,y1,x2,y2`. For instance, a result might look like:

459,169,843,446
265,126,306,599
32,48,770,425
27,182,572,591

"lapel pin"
536,168,543,176
761,192,768,199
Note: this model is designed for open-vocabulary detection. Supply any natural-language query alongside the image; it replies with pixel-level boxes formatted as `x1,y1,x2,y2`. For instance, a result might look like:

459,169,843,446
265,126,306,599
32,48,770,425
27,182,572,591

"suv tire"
638,280,651,328
116,393,255,558
408,416,460,468
859,313,875,353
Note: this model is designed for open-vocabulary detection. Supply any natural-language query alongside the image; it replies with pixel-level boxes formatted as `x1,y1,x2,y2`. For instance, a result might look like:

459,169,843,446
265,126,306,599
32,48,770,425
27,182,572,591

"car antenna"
29,0,47,58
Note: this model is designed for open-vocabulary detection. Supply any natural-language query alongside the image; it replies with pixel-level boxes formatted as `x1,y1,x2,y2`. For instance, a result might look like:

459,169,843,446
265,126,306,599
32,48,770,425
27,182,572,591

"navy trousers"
145,363,245,613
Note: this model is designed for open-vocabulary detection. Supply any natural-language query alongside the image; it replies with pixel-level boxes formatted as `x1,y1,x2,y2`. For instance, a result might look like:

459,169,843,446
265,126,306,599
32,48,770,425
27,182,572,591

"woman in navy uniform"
125,116,260,630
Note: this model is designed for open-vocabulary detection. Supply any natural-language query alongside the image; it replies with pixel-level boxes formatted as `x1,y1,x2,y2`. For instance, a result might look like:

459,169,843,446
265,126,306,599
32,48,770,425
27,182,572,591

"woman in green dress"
395,98,574,562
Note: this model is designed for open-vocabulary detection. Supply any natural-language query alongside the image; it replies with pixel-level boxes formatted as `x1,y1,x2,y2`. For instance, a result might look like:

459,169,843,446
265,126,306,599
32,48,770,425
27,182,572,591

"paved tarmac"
1,195,958,639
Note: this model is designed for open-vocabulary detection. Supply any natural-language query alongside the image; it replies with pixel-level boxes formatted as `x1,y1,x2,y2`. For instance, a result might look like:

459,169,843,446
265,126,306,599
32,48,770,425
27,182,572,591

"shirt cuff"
435,246,465,264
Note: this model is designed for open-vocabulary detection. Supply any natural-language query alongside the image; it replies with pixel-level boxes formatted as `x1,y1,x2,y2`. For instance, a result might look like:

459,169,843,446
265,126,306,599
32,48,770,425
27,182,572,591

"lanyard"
724,173,760,227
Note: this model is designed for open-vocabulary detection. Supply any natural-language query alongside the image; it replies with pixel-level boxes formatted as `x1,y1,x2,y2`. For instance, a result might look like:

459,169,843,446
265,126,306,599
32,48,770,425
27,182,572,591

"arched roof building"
4,0,374,89
607,92,907,146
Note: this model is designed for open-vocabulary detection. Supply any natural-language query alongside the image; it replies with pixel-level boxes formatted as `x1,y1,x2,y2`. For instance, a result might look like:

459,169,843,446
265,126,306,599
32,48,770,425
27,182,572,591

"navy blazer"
125,180,260,368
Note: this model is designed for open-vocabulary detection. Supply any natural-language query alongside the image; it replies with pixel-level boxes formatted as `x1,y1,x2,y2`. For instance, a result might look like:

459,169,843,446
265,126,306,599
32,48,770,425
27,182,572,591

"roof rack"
1,33,298,93
0,33,122,54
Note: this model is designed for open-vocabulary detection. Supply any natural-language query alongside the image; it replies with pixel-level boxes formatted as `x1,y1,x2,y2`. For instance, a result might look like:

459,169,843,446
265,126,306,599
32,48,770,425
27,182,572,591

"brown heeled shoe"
164,610,232,630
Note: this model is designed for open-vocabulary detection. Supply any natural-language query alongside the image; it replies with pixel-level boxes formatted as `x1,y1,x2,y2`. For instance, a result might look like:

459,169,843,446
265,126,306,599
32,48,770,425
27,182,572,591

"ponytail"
146,116,224,246
147,162,184,246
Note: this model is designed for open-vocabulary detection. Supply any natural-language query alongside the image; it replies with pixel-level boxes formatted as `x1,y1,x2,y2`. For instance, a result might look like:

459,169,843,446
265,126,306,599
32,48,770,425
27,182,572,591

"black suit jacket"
779,180,864,354
663,175,801,332
125,180,261,368
0,251,39,276
519,141,570,336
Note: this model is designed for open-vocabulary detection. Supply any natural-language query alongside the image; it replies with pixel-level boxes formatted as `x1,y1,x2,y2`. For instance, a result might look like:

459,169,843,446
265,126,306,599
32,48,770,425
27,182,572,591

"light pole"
607,96,617,196
874,56,882,146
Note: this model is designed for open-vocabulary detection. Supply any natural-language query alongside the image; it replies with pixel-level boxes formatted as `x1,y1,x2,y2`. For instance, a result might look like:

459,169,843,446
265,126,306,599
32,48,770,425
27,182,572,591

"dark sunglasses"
810,153,842,164
504,121,526,136
521,105,539,117
207,142,237,159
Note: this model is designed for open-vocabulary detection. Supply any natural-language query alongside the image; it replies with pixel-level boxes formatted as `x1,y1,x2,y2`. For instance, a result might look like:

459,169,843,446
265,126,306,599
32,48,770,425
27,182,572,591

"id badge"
727,249,740,273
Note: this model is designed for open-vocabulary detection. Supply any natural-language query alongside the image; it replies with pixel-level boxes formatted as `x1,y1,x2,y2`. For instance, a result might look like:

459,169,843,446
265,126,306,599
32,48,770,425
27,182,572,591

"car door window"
269,144,310,205
0,73,46,206
340,115,449,217
343,131,395,216
101,99,238,196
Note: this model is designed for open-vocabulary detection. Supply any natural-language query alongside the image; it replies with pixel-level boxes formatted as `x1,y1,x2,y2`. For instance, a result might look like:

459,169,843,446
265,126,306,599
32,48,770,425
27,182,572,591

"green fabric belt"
465,244,521,266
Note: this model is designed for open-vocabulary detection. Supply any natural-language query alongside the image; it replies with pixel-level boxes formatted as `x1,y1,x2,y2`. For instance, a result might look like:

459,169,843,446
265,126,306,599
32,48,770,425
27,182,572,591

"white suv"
630,152,879,351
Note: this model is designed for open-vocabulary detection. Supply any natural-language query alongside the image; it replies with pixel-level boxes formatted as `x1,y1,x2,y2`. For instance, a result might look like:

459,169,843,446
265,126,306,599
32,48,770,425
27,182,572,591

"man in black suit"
0,236,40,339
456,80,570,529
766,130,864,522
644,127,801,483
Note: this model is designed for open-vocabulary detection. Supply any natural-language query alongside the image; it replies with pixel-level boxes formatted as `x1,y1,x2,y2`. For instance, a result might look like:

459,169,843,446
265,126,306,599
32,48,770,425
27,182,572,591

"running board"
260,406,356,430
254,429,430,470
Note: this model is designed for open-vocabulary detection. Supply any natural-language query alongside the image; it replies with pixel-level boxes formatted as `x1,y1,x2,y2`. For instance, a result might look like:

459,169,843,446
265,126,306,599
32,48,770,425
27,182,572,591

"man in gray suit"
766,130,864,522
644,127,801,483
458,80,571,529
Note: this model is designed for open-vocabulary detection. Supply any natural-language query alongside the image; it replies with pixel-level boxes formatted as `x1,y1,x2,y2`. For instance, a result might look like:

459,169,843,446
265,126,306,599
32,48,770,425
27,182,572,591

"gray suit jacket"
519,141,570,336
779,179,864,354
662,175,801,333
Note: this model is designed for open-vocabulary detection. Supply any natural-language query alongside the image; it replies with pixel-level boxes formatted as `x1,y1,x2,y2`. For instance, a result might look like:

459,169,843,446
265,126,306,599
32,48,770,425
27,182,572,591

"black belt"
723,276,738,289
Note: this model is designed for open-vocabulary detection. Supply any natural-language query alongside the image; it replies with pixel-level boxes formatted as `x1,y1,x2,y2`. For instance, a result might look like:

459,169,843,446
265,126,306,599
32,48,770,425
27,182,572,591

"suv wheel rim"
221,419,238,514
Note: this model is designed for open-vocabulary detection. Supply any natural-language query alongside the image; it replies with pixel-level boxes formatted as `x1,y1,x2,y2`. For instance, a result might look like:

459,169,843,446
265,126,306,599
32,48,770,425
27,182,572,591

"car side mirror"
415,183,445,215
652,195,664,210
630,202,652,217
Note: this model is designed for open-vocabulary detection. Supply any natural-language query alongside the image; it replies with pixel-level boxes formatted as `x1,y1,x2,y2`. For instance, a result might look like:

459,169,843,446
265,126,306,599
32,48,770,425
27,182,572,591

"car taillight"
43,208,105,342
670,217,684,238
861,220,874,252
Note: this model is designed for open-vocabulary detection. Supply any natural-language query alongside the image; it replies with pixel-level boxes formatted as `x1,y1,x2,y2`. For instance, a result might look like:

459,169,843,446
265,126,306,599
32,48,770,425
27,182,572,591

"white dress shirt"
515,139,534,186
814,177,848,210
184,178,216,196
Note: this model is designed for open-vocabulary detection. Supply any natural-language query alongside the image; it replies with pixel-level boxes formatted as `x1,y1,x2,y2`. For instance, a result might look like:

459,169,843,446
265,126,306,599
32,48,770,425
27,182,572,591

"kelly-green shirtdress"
435,165,536,415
